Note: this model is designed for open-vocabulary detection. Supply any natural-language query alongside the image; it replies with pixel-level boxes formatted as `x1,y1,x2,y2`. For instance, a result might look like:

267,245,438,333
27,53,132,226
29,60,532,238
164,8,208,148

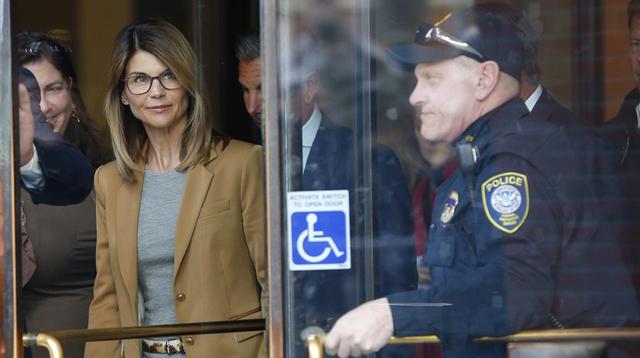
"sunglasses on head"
21,40,70,57
414,14,485,59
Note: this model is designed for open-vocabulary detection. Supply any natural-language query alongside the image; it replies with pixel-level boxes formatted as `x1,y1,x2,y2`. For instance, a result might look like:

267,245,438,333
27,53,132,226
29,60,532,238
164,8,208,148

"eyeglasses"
123,70,182,95
414,21,484,60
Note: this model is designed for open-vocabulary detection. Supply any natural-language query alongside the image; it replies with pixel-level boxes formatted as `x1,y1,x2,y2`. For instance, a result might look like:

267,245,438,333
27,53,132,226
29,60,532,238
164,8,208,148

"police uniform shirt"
387,98,638,357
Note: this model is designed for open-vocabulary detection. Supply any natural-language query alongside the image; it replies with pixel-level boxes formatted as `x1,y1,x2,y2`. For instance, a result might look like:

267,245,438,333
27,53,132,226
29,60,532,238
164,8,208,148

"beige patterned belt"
141,338,185,354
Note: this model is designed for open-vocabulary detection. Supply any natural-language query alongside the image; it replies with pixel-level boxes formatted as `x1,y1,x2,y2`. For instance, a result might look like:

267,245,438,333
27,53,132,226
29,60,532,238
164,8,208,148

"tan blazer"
85,139,265,358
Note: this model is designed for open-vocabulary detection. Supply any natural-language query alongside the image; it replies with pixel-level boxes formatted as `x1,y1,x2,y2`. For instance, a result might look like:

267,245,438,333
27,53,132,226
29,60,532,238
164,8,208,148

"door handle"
23,333,63,358
301,325,440,357
301,326,325,358
300,325,640,357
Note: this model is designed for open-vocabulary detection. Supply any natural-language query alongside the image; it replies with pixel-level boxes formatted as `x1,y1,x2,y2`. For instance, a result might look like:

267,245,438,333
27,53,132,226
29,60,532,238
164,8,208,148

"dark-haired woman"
17,32,111,358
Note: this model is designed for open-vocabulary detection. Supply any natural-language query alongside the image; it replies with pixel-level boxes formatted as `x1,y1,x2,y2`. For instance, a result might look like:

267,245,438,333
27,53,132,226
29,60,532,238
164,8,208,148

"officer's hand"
325,297,394,357
18,83,35,166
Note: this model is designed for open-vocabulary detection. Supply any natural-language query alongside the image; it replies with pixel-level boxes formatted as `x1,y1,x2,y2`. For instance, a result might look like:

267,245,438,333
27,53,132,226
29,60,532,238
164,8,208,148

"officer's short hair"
629,0,640,30
236,33,260,62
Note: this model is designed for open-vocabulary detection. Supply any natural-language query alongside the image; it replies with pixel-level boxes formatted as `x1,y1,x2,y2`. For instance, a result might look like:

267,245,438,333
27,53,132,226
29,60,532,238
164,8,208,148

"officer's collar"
453,97,529,147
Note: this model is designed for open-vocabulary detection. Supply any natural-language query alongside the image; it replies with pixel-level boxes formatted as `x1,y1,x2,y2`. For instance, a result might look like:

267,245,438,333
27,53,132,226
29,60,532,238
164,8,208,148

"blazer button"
183,336,194,345
176,293,186,302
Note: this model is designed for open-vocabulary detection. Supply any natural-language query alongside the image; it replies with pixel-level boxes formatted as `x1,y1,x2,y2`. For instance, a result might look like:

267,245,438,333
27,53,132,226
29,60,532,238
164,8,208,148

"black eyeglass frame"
121,72,182,95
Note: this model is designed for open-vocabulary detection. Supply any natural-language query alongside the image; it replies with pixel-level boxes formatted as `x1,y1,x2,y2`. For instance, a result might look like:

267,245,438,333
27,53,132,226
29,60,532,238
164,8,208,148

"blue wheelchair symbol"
291,211,347,265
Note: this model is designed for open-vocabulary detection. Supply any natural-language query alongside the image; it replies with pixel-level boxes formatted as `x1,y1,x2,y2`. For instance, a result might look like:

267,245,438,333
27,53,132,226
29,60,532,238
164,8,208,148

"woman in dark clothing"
17,31,110,358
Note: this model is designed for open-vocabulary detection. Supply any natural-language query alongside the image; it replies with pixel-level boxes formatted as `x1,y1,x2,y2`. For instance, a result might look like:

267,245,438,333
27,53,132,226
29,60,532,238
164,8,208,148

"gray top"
137,168,187,357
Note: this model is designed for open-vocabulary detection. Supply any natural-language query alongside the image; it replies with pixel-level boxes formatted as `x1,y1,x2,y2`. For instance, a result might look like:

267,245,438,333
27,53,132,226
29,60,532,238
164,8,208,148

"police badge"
481,172,529,233
440,191,459,224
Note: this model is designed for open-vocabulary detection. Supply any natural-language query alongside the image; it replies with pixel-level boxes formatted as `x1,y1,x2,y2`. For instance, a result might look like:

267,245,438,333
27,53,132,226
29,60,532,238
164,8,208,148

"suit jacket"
295,115,417,326
528,88,574,125
531,89,640,327
296,116,417,357
599,87,640,310
528,88,617,179
599,87,640,171
85,139,265,358
23,139,93,205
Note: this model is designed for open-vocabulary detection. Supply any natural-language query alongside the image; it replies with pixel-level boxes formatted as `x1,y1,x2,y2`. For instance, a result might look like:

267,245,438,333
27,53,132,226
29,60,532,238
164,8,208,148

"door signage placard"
287,190,350,271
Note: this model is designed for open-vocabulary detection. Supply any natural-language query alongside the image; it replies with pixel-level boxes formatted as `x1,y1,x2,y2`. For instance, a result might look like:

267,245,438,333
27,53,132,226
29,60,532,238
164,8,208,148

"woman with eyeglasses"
17,32,111,358
85,19,265,358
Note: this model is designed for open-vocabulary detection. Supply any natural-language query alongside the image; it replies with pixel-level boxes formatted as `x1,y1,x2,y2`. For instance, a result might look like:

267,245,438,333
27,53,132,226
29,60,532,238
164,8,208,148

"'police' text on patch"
481,172,529,234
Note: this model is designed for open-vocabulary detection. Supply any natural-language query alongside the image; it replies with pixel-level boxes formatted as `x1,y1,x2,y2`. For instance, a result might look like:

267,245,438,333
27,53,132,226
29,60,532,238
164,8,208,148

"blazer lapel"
173,150,217,279
115,170,143,311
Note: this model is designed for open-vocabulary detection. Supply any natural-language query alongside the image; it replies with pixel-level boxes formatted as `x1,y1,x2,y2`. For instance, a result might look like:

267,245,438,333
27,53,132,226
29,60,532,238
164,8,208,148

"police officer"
325,7,639,358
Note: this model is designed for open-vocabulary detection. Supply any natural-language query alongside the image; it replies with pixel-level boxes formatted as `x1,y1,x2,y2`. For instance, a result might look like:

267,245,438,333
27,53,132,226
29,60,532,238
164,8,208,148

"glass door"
264,0,421,356
9,1,265,357
263,0,640,357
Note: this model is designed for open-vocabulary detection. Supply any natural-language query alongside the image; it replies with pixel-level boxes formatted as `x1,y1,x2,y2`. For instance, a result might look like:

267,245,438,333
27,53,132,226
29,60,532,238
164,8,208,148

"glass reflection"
279,1,640,357
17,31,108,358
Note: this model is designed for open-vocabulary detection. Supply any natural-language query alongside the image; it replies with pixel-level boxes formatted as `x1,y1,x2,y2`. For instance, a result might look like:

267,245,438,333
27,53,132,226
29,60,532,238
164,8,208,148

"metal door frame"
1,0,19,355
261,0,376,356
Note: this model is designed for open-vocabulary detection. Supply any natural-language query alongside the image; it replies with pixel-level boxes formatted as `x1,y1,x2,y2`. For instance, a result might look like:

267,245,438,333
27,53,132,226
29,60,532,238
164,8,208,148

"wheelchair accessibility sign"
287,190,351,271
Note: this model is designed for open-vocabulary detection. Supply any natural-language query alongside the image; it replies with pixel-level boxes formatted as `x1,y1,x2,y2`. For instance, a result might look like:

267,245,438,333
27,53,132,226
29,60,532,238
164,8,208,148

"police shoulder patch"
481,172,529,234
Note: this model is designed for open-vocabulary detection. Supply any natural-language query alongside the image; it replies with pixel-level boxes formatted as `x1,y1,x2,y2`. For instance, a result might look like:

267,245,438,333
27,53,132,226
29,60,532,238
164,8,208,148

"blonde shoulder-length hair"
105,18,222,181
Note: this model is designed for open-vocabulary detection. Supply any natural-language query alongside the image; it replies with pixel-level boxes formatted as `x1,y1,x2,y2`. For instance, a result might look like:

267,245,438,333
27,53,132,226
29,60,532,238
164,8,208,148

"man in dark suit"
18,67,93,206
599,0,640,311
295,107,418,296
293,31,417,357
237,31,417,355
600,0,640,171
